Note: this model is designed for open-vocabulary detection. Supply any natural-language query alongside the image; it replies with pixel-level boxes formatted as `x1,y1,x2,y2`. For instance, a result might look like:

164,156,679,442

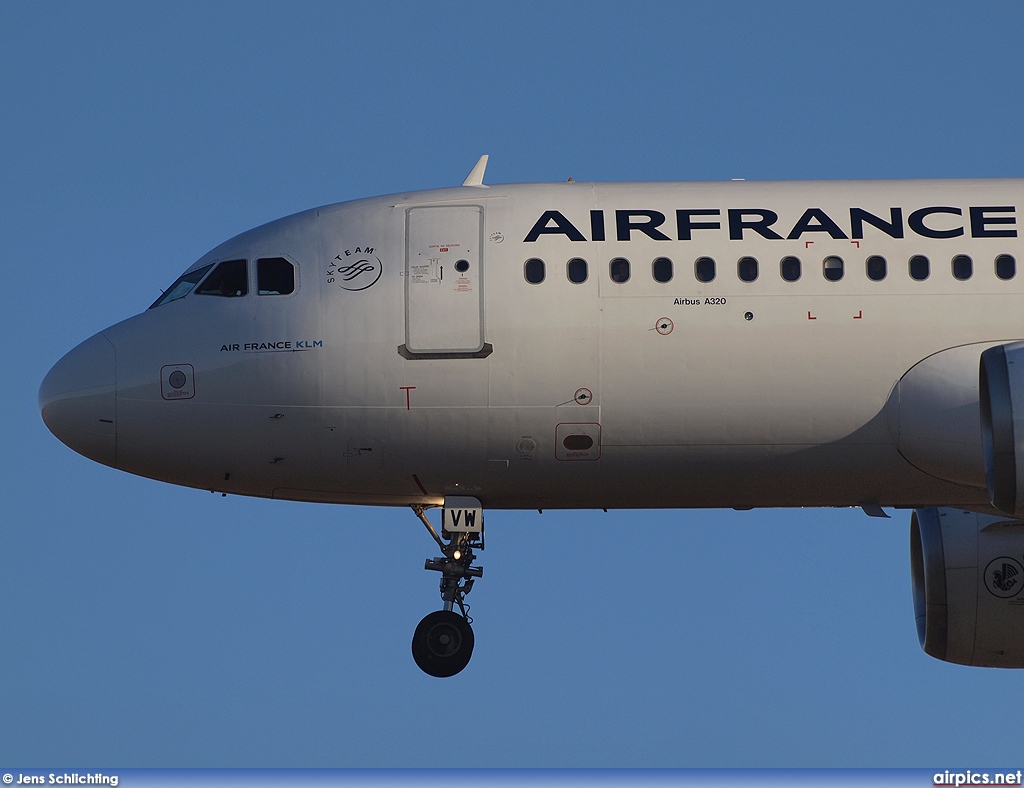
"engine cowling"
911,507,1024,667
980,341,1024,516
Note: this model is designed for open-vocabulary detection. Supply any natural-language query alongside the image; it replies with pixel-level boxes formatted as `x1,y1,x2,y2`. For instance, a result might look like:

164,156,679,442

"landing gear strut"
411,497,484,677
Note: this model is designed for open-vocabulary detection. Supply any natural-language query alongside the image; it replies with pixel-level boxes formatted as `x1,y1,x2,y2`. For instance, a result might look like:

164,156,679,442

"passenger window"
996,254,1016,280
780,256,801,282
737,256,758,282
823,255,844,282
567,258,588,284
149,263,213,309
195,259,248,297
609,258,630,283
909,255,930,281
257,257,295,295
524,258,545,284
694,257,716,283
652,257,673,283
951,254,973,281
866,255,887,281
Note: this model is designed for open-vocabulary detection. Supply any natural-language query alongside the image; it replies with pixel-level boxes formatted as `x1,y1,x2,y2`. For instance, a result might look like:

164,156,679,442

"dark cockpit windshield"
257,257,295,295
195,259,248,297
149,264,214,309
150,257,291,309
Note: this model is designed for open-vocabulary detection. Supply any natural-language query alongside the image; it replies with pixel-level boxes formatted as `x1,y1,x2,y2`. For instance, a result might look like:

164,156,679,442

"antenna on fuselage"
462,155,490,188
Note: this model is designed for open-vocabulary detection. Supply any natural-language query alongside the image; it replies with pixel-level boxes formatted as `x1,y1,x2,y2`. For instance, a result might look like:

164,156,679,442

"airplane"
39,155,1024,676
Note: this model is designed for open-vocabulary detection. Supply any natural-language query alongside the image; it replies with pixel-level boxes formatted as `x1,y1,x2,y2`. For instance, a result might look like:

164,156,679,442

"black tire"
411,610,475,677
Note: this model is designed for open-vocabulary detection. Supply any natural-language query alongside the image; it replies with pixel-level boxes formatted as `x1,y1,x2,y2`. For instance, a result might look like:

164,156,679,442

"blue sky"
3,0,1024,768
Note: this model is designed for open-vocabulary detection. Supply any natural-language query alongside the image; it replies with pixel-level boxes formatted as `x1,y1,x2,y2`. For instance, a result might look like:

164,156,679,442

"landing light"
453,550,462,560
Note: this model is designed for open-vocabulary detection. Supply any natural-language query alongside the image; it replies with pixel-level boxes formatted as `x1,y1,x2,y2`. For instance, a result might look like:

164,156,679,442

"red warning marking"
805,241,814,248
807,311,817,320
851,241,861,248
440,247,449,252
854,310,863,319
400,385,416,410
412,474,428,496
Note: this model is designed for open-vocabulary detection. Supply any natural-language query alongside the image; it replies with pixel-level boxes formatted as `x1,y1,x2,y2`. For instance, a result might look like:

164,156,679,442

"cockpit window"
257,257,295,295
149,264,214,309
195,259,248,297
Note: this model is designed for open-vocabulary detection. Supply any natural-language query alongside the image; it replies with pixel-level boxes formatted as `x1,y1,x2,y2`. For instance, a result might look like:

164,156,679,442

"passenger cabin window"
609,258,630,283
780,256,801,282
909,255,930,281
567,258,588,284
823,256,844,282
652,257,673,283
524,258,545,284
257,257,295,295
866,255,887,281
694,257,716,283
196,259,248,297
951,254,973,281
737,256,758,282
149,263,213,309
997,254,1016,280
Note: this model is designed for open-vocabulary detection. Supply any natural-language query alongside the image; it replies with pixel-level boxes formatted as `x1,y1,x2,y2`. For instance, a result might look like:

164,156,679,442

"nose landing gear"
411,497,484,677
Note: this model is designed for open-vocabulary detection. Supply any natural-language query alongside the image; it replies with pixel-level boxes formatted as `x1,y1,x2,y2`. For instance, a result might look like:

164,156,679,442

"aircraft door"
404,206,489,357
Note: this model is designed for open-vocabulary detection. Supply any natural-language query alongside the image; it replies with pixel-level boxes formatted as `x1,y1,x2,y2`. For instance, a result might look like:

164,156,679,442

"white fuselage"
41,179,1024,511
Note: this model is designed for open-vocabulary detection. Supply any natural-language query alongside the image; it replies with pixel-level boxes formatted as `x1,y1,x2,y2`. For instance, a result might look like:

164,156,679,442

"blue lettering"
676,209,720,240
786,208,848,240
728,209,783,240
524,210,587,242
616,210,670,241
970,206,1017,238
850,207,904,239
908,207,963,239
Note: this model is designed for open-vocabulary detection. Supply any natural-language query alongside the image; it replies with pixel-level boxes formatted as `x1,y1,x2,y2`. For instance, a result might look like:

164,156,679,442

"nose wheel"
410,498,484,678
412,610,475,677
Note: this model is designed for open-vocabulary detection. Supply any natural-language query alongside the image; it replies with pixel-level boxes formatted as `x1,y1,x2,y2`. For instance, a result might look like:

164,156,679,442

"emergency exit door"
404,205,488,356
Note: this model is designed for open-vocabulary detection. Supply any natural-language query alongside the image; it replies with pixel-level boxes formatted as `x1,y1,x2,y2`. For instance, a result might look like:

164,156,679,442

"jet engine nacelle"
911,507,1024,667
980,342,1024,516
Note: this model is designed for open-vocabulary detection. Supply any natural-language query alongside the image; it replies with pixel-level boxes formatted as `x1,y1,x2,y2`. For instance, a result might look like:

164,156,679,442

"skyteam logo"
327,246,382,291
984,556,1024,598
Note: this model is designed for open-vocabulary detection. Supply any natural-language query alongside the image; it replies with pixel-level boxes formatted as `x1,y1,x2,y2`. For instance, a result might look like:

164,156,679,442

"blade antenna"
462,155,490,188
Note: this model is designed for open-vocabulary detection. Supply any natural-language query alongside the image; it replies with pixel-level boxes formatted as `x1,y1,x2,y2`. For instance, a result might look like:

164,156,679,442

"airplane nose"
39,332,117,467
